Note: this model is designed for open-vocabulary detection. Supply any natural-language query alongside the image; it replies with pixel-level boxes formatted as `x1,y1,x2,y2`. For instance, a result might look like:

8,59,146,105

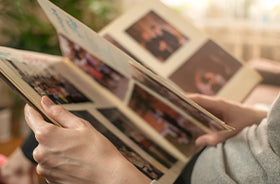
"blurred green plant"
0,0,120,55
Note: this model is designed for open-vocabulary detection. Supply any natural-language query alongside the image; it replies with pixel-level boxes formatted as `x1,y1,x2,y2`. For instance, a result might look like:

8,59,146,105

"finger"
41,96,84,129
187,94,226,116
195,132,232,147
25,104,56,134
196,134,216,147
188,94,218,109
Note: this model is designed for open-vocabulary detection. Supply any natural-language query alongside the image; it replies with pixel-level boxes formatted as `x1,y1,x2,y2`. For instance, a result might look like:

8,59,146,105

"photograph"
125,11,188,63
128,84,201,156
98,107,177,168
130,63,228,132
59,34,129,100
71,110,164,180
169,40,242,95
4,59,90,104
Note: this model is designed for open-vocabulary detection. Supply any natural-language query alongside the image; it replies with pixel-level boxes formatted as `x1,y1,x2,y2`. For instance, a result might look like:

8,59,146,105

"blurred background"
0,0,279,155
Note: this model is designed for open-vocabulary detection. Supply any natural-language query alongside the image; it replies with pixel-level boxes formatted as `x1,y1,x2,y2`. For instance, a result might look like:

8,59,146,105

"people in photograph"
140,30,171,62
148,108,192,145
127,11,188,63
59,35,129,99
151,25,181,53
195,70,226,96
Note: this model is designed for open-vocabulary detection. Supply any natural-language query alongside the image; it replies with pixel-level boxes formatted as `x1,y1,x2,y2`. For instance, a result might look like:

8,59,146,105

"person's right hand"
24,96,151,184
188,94,268,147
0,148,37,184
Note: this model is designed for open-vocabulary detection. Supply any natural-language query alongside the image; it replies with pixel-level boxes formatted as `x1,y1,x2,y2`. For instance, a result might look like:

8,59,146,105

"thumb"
195,134,226,147
40,96,83,129
25,104,56,134
195,129,238,147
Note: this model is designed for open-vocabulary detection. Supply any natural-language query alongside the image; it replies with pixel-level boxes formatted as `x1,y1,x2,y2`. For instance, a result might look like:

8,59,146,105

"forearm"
116,158,151,184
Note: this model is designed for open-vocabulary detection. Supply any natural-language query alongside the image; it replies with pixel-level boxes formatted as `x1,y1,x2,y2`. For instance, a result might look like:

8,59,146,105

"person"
141,30,171,62
194,70,226,96
1,93,279,184
151,26,181,53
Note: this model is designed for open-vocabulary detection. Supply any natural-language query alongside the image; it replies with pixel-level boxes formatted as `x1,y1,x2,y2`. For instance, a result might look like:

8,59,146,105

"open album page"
36,0,235,182
99,0,262,102
0,45,185,183
57,35,234,183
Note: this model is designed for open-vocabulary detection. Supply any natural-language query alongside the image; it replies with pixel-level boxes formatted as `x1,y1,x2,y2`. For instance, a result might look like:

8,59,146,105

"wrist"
112,156,151,184
248,107,268,125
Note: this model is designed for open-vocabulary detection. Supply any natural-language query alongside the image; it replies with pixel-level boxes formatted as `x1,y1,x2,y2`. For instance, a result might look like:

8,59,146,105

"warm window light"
160,0,208,8
160,0,189,6
259,0,280,10
161,0,280,22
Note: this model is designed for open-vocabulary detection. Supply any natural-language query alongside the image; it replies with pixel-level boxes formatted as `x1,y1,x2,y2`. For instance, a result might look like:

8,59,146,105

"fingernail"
42,96,54,107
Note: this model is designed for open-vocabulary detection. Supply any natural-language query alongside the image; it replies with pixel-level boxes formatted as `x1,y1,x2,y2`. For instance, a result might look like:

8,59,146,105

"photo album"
0,0,261,183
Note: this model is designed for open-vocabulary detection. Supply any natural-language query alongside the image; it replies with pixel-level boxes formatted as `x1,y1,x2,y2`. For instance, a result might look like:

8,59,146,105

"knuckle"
49,106,64,117
34,129,46,142
35,125,54,142
36,165,49,177
33,147,45,162
37,165,57,182
80,119,91,128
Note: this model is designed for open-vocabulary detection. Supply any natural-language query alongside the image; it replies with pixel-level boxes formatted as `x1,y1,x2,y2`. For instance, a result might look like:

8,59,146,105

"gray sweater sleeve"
191,94,280,184
267,95,280,157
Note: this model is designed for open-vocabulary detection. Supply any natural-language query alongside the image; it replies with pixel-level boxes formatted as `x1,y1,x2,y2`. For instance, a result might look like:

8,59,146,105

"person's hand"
24,96,151,184
0,148,37,184
188,94,268,147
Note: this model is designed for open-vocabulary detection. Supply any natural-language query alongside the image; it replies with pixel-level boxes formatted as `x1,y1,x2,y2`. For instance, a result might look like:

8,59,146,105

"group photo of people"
5,59,90,104
59,34,129,100
169,40,242,95
128,84,202,156
131,64,226,133
126,11,188,62
71,110,164,180
98,108,177,169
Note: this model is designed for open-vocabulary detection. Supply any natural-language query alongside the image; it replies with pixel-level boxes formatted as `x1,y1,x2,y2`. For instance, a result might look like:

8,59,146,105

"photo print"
125,11,188,63
169,40,242,95
128,84,202,156
130,63,229,132
4,59,90,104
71,110,164,180
59,34,129,100
98,107,177,168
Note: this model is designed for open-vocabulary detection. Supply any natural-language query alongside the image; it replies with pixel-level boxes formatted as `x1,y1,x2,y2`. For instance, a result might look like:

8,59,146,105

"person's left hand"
188,94,268,147
24,96,151,184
